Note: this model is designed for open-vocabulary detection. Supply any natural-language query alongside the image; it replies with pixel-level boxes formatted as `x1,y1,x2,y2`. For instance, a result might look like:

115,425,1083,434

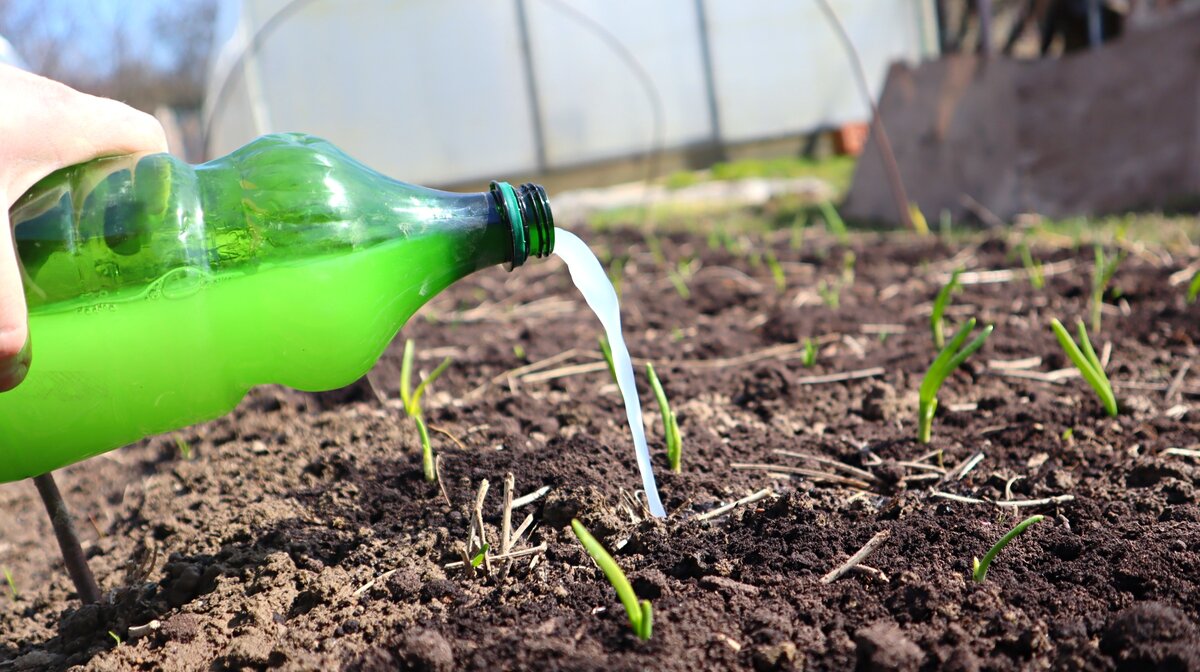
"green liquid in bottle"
2,133,554,481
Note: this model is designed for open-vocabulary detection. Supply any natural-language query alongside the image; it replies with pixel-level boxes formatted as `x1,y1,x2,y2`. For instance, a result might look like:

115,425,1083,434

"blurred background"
1,0,1198,226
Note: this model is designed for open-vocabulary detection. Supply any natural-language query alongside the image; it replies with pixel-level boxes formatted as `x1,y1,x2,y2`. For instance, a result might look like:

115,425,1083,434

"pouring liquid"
553,228,666,518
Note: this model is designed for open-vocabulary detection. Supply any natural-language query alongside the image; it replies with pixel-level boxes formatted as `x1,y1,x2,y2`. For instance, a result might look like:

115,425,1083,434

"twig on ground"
434,456,451,506
471,480,490,574
510,514,535,549
994,495,1074,508
795,367,885,386
985,368,1077,385
695,488,774,522
932,491,1075,508
1165,362,1192,403
932,491,987,504
939,259,1075,286
353,568,399,596
772,450,877,481
428,424,468,451
730,463,873,490
821,529,890,584
953,453,986,481
512,485,552,509
444,544,548,570
896,460,946,474
988,356,1043,371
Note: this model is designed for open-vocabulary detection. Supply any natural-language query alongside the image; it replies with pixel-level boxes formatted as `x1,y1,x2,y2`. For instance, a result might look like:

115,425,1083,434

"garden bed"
1,225,1199,671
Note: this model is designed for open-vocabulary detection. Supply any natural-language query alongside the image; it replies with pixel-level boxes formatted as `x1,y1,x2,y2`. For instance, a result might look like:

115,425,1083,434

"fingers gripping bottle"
3,133,554,481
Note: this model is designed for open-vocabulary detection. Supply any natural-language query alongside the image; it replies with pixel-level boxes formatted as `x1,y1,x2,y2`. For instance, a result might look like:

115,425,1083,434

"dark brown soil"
2,226,1199,671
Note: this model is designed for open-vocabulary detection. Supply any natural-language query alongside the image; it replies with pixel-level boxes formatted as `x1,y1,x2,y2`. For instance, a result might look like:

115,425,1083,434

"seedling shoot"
931,268,963,349
646,363,682,472
918,318,993,443
1049,318,1118,417
802,338,818,368
973,515,1044,583
400,340,454,482
571,519,653,641
1090,244,1124,334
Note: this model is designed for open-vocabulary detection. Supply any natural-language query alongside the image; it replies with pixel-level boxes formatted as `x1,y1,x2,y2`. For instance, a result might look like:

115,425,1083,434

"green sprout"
931,268,963,349
819,200,848,244
644,231,666,266
1187,269,1200,304
817,280,841,310
918,318,993,443
3,567,17,600
174,435,192,461
608,256,626,300
790,212,808,251
399,340,452,419
470,543,490,569
802,338,818,368
1019,243,1045,290
666,259,693,300
646,363,682,472
1050,318,1118,417
108,631,122,646
1090,244,1124,334
599,336,619,385
400,340,453,482
972,515,1044,583
765,249,786,293
571,519,652,641
938,209,953,240
415,416,435,482
842,250,857,285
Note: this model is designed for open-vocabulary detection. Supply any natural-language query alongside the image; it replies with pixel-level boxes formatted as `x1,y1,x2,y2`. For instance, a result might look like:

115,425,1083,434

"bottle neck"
489,181,555,269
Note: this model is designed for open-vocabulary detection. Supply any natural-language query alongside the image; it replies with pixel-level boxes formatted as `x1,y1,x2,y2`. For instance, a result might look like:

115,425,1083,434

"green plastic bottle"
2,133,554,482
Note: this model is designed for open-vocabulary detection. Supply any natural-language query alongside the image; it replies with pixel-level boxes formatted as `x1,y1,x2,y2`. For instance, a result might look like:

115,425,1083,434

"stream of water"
553,228,666,518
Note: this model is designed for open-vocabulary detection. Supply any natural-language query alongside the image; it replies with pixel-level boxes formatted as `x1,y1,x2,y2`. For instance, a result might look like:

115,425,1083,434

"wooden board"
845,10,1200,225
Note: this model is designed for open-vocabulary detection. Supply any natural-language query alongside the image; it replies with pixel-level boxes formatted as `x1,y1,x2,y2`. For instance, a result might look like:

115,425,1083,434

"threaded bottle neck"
490,181,555,269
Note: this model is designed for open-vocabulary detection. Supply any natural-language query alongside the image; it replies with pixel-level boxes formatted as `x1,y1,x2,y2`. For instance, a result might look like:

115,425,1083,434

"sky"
0,0,230,77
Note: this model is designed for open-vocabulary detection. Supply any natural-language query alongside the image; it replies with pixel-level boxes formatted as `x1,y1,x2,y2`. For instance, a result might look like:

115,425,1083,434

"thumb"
0,205,30,392
1,66,169,198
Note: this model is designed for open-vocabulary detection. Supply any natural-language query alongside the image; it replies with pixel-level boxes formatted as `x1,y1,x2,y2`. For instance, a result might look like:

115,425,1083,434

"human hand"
0,64,168,391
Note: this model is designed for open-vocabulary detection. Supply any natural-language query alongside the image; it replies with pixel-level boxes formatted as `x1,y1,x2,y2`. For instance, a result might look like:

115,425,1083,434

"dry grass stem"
895,460,946,474
428,424,468,451
510,514,535,548
795,367,886,386
353,568,399,596
444,543,549,569
772,450,876,481
512,485,552,509
986,368,1077,385
434,456,451,506
500,473,514,556
987,356,1043,371
695,488,774,521
938,258,1075,285
730,463,873,489
820,529,890,584
1166,362,1192,403
860,323,907,335
954,453,987,480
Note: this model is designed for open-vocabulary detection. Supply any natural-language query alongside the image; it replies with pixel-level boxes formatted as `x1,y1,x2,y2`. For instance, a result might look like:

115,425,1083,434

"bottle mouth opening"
490,181,554,269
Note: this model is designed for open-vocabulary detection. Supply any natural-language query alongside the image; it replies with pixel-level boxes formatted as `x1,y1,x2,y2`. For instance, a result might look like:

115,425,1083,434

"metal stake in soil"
32,472,101,604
